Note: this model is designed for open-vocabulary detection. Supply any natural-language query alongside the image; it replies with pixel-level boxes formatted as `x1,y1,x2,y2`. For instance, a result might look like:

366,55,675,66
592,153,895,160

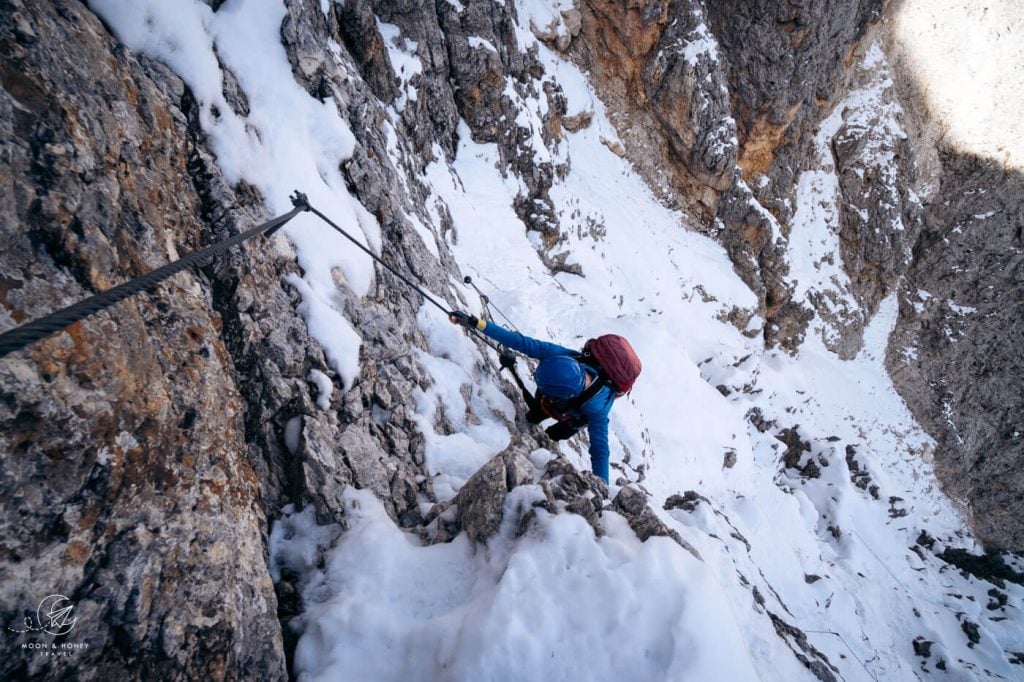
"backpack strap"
576,348,605,381
566,366,612,412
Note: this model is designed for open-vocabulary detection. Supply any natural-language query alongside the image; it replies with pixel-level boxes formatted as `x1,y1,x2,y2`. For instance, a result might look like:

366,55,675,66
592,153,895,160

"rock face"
418,447,693,559
887,152,1024,551
706,0,883,184
709,0,885,351
578,0,735,217
0,0,593,677
0,0,452,677
579,0,1024,550
0,2,285,679
579,0,885,349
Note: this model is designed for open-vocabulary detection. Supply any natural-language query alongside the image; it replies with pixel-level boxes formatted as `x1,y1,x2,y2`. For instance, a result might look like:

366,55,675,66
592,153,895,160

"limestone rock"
579,0,734,218
706,0,883,185
612,486,701,559
455,454,510,543
887,153,1024,551
0,0,480,676
0,3,285,678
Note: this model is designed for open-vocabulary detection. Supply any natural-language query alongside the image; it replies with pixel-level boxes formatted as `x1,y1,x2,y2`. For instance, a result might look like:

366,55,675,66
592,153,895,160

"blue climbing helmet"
534,355,585,399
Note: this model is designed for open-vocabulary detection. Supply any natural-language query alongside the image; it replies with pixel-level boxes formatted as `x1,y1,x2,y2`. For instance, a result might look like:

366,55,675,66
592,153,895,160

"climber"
449,312,641,484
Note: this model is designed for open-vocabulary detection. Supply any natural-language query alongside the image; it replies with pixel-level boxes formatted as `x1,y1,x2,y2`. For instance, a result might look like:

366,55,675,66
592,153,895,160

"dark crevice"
178,82,297,678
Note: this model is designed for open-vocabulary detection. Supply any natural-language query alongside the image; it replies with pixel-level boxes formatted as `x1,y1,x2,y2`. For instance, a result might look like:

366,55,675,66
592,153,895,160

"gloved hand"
449,311,486,331
546,420,581,441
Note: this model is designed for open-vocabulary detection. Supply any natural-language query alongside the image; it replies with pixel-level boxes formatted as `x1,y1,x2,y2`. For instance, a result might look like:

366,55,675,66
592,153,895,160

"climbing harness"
527,361,613,441
465,273,612,436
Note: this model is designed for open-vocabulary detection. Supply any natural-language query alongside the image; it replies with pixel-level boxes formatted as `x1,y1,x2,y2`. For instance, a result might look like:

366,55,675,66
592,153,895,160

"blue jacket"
481,322,615,482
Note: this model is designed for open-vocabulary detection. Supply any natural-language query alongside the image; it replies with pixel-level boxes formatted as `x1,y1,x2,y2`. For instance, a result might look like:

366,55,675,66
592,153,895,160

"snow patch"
377,20,422,110
308,369,334,410
468,36,497,53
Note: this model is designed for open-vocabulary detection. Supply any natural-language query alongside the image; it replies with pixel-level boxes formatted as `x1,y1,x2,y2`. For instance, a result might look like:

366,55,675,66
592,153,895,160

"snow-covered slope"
90,1,1024,680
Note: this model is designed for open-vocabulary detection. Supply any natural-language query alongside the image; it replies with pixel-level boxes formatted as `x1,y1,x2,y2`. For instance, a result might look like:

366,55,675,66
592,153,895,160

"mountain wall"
1,0,1021,678
3,1,289,677
573,0,1024,551
882,1,1024,552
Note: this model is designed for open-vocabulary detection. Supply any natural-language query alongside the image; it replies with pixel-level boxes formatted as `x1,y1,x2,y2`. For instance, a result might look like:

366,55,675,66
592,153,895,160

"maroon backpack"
581,335,642,394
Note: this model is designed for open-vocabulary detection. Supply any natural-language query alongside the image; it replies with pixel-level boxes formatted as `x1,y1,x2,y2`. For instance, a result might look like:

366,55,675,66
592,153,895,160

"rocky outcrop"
887,152,1024,551
578,0,735,217
0,2,284,678
612,485,701,558
450,446,537,543
419,448,695,557
578,0,887,350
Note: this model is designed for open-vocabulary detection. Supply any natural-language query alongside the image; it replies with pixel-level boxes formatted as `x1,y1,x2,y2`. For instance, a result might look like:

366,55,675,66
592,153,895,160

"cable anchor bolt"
290,190,311,211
